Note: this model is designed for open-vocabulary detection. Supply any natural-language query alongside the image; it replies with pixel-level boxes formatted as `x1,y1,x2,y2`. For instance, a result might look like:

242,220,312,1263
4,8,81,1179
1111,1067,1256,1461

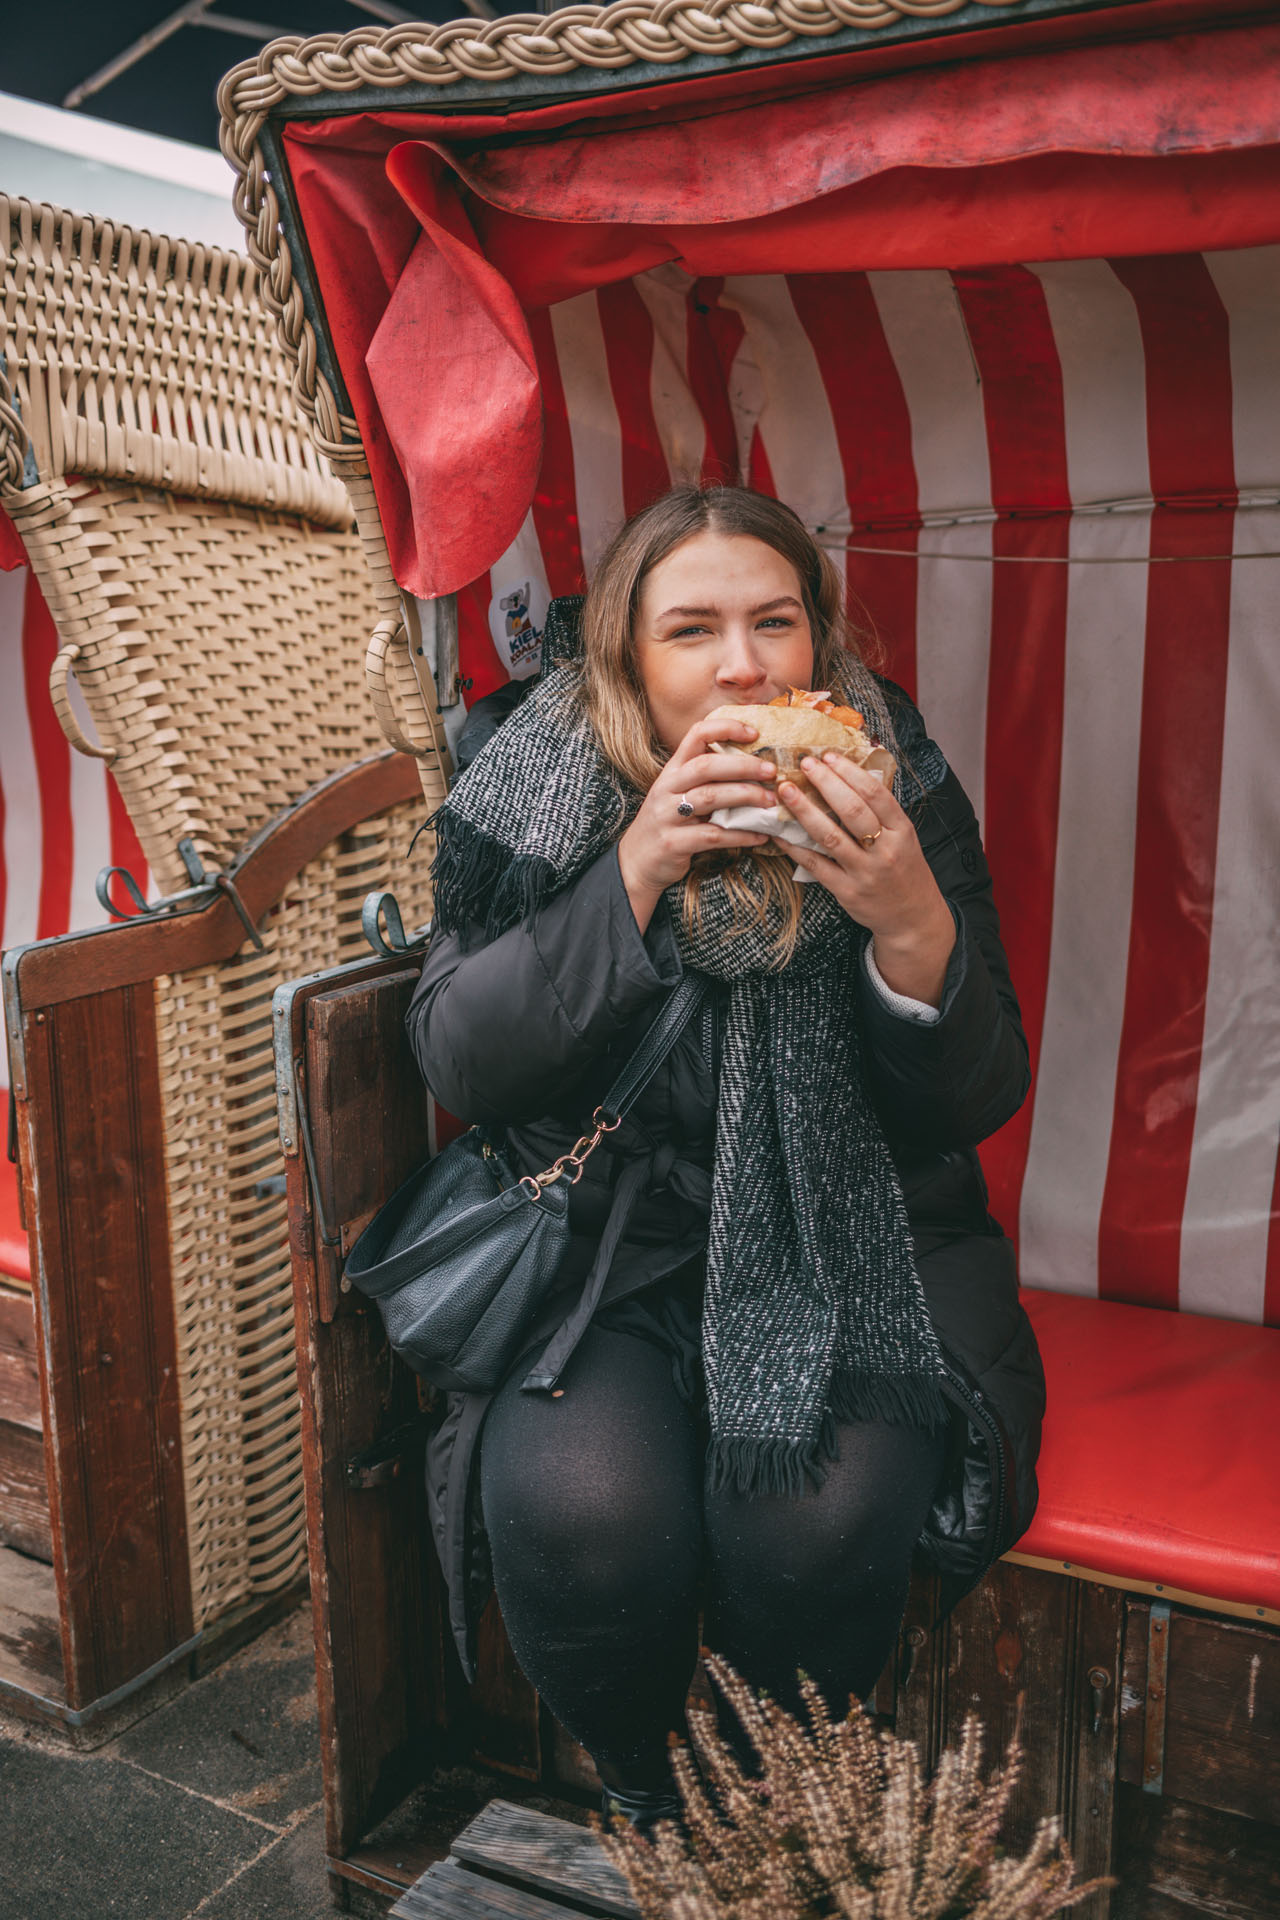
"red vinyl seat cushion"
1015,1289,1280,1614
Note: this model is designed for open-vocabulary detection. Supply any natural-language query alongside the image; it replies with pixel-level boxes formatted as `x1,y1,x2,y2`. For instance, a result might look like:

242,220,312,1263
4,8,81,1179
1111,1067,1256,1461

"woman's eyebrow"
655,595,802,621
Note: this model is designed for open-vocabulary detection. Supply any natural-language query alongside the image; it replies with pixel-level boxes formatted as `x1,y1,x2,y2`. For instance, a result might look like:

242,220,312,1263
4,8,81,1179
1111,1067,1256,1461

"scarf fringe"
706,1435,825,1499
430,808,561,944
709,1370,949,1500
827,1367,950,1435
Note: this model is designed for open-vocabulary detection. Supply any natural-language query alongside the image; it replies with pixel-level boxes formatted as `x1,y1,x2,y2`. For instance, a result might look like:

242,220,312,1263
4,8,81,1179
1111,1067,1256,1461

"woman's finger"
672,713,759,767
814,753,902,827
783,839,846,886
680,781,778,814
680,748,775,789
778,773,877,858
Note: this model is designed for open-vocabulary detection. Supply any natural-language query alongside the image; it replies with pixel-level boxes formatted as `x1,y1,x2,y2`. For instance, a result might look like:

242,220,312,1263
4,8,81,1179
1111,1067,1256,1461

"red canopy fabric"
286,16,1280,598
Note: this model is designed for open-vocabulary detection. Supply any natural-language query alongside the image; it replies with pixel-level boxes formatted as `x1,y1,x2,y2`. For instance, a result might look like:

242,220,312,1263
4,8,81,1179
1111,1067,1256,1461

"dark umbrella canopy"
6,0,536,153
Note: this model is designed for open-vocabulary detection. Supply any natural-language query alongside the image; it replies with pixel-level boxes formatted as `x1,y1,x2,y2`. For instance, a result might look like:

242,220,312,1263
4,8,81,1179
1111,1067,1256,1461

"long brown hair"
580,485,879,961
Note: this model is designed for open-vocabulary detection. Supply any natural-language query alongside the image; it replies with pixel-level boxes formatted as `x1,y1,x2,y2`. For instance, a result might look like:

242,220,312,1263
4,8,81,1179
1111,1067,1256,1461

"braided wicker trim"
217,0,1024,445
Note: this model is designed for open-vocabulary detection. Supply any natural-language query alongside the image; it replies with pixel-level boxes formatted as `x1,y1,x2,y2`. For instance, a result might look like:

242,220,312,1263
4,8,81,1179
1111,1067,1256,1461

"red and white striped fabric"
0,529,150,1276
0,559,149,956
456,247,1280,1330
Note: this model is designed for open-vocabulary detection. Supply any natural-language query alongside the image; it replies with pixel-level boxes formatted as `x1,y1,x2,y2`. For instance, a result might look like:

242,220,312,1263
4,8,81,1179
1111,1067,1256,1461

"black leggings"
479,1322,947,1790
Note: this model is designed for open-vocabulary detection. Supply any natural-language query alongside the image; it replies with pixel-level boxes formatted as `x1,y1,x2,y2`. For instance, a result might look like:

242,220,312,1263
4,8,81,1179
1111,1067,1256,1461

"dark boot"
599,1782,685,1840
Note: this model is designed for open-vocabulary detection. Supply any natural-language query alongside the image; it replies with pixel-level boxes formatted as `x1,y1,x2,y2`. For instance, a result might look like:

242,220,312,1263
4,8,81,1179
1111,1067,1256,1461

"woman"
407,485,1044,1830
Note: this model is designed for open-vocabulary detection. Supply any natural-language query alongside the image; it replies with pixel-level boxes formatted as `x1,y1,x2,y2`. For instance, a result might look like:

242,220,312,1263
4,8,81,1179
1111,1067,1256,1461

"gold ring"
860,830,883,849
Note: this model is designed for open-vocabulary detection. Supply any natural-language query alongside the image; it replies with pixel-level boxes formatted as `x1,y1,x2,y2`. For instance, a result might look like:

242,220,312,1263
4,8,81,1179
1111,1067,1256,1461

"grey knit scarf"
430,602,946,1495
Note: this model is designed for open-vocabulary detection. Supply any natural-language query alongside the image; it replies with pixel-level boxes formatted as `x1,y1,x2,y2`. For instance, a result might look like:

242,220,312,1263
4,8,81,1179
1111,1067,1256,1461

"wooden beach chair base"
282,959,1278,1919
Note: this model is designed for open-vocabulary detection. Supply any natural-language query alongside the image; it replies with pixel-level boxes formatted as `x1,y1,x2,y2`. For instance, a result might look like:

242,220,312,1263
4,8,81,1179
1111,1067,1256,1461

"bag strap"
601,971,708,1123
520,972,708,1199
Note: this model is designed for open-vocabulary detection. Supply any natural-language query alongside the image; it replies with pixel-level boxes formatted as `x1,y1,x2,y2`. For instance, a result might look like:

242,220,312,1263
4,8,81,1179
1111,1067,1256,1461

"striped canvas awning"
455,250,1280,1330
268,10,1280,1330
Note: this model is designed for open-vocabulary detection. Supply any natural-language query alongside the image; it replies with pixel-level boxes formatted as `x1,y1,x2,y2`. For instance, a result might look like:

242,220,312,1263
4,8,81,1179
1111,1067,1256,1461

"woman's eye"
757,616,796,632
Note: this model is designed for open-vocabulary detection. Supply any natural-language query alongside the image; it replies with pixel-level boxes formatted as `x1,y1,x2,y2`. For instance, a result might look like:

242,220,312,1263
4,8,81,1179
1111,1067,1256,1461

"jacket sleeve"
857,689,1030,1153
406,845,683,1124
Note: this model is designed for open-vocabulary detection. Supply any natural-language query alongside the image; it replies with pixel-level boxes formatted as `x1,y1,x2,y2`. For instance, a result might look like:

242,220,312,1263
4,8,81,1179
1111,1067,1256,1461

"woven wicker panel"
17,476,398,894
156,796,433,1628
0,195,348,523
0,193,448,878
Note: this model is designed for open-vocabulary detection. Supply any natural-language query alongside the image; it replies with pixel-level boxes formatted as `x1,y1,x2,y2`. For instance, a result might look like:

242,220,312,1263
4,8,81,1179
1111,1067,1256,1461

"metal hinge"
1142,1599,1172,1795
345,1420,426,1490
293,1059,340,1249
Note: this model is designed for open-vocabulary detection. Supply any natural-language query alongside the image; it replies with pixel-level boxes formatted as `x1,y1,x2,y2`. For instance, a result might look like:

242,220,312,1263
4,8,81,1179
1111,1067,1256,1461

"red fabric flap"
425,21,1280,229
285,17,1280,597
366,169,542,597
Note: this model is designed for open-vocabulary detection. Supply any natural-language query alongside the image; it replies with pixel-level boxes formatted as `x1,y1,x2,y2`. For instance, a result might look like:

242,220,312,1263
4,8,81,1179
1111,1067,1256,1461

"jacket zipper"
941,1363,1008,1576
702,993,717,1082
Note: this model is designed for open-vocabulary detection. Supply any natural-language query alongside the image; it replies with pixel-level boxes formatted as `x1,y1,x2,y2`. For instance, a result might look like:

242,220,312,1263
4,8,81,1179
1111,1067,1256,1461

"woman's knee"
479,1329,705,1604
706,1418,946,1603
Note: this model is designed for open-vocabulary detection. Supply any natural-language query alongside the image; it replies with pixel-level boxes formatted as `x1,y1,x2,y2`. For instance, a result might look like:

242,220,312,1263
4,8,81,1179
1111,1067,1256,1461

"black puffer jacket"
406,678,1045,1680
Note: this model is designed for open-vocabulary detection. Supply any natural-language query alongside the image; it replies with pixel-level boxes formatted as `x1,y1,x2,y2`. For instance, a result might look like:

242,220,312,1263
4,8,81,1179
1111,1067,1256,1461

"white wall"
0,90,243,248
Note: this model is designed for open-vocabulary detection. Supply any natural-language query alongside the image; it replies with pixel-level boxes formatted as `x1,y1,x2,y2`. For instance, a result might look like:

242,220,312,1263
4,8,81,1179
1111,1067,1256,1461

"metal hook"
95,866,152,920
361,891,429,960
93,838,263,951
213,873,267,952
177,838,265,951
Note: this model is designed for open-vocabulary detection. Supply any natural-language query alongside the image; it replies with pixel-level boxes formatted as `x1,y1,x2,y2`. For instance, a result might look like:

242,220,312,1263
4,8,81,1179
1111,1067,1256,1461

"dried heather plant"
598,1653,1111,1920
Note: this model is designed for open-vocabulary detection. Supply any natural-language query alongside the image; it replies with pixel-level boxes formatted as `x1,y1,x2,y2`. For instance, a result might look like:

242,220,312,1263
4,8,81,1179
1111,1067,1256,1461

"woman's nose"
715,632,767,689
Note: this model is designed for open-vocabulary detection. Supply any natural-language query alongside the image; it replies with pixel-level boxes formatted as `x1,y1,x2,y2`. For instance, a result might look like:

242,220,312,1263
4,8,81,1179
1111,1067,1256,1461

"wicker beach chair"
0,196,444,1725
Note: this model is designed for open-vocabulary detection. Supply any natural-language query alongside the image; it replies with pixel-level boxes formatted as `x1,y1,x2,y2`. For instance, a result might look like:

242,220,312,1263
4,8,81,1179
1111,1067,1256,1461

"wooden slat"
17,981,193,1707
0,1542,63,1700
394,1854,601,1920
285,963,443,1860
298,966,551,1798
1118,1601,1280,1824
0,1418,52,1560
893,1560,1119,1919
1111,1782,1280,1919
449,1802,636,1920
469,1593,541,1782
0,1284,41,1431
1066,1579,1125,1892
304,968,429,1324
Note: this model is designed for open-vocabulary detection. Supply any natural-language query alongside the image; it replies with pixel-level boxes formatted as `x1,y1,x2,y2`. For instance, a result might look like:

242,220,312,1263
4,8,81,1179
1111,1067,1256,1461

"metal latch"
345,1420,426,1490
1087,1664,1112,1736
898,1624,927,1691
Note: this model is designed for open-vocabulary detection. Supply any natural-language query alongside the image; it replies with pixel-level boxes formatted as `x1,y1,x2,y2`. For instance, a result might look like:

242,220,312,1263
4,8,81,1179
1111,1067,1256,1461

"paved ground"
0,1604,335,1920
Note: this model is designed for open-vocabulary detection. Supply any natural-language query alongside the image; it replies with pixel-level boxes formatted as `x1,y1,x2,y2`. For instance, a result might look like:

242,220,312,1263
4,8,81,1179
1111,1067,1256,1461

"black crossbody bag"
344,973,707,1395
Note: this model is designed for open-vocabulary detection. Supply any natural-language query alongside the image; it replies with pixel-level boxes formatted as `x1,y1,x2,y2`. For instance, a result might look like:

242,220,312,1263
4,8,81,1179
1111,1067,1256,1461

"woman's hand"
618,713,776,932
779,754,957,1008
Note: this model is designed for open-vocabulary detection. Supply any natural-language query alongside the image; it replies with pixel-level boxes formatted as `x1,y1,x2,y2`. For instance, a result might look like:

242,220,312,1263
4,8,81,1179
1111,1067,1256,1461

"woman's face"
633,530,815,753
